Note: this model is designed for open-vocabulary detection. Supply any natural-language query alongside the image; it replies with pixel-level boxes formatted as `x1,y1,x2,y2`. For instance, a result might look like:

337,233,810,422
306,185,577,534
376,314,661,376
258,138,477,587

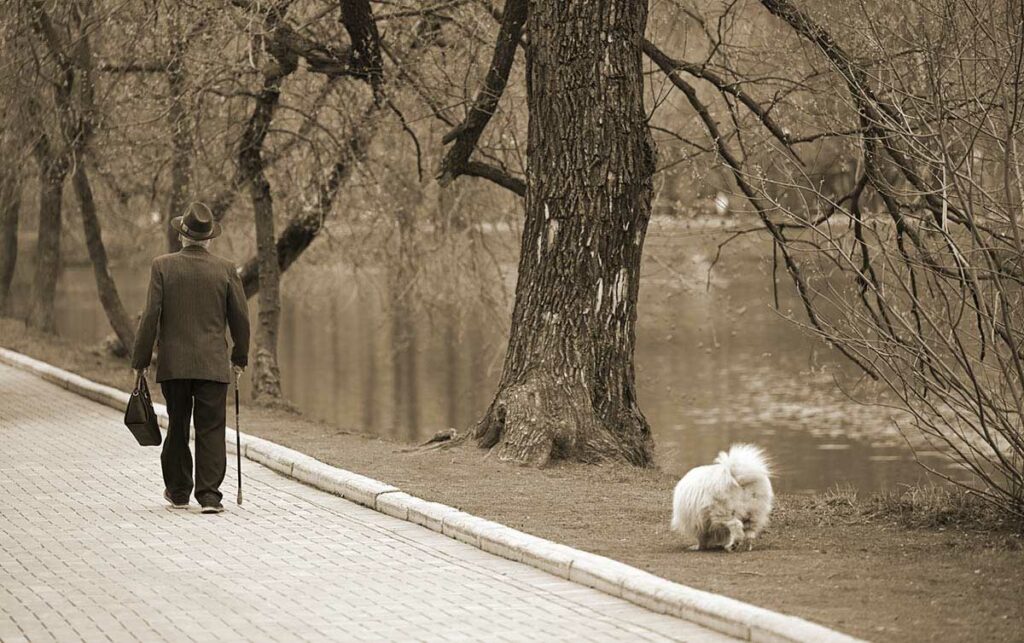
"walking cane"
235,372,243,506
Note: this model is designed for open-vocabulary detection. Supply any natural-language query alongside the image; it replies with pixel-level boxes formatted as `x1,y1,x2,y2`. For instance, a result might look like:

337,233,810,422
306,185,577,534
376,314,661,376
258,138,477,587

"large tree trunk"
473,0,656,466
71,163,135,349
250,171,284,399
165,19,191,253
28,161,66,333
0,165,21,315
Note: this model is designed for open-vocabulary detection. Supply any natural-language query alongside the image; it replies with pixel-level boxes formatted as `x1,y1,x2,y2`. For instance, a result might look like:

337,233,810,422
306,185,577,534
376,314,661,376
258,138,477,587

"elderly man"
132,205,250,514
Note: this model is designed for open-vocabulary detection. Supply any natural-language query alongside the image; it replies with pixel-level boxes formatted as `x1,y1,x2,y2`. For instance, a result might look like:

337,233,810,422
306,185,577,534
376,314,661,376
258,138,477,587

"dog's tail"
715,443,771,486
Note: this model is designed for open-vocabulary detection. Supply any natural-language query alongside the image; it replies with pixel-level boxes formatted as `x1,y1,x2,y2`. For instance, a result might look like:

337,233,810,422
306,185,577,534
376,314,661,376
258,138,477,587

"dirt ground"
3,319,1022,642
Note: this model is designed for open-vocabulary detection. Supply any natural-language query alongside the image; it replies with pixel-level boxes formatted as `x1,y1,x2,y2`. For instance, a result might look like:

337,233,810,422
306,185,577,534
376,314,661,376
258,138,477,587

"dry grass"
866,485,1021,532
790,482,1022,534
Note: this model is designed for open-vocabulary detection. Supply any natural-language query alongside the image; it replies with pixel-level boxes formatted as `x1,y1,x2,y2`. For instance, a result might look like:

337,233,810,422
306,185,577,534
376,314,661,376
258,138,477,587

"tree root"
474,374,653,467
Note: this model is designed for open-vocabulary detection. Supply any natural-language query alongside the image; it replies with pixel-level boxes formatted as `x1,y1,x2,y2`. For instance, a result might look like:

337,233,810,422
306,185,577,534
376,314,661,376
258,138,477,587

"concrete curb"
0,347,863,643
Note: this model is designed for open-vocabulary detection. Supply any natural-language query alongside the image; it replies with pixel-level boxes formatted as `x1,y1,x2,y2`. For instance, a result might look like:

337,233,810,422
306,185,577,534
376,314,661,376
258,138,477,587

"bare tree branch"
641,38,802,164
463,160,524,196
338,0,384,97
437,0,526,186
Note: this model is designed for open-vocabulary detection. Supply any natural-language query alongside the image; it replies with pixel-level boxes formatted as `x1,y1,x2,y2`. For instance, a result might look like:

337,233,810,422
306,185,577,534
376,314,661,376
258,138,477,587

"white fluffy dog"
670,444,773,551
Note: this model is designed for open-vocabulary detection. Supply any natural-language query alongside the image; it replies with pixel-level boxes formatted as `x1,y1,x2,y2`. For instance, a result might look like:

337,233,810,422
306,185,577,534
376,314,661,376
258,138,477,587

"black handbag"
124,374,162,446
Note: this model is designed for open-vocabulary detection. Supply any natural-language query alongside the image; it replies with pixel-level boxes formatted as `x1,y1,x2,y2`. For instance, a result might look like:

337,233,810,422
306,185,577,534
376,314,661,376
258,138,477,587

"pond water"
8,218,964,493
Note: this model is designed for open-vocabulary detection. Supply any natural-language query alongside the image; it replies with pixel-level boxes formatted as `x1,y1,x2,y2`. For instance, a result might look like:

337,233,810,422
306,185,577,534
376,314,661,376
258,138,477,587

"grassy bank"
2,318,1022,642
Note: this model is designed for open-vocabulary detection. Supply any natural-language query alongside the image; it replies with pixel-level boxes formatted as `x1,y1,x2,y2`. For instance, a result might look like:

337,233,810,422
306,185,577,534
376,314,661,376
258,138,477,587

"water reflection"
7,218,966,493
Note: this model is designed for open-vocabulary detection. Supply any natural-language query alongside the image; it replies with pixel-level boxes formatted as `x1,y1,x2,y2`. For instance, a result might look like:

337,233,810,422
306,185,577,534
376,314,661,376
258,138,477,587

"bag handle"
135,372,149,396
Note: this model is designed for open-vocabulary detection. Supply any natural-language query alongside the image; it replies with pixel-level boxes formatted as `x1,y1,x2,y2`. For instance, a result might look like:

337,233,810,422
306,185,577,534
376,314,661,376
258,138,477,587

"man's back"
132,245,250,383
134,207,247,513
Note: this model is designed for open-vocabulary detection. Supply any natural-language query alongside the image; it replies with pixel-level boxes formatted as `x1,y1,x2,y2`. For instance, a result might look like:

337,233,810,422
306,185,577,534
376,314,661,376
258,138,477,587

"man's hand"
133,367,148,381
232,365,244,382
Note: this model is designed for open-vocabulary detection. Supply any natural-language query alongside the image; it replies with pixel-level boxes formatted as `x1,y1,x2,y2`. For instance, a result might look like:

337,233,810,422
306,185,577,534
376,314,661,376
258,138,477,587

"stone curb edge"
0,347,863,643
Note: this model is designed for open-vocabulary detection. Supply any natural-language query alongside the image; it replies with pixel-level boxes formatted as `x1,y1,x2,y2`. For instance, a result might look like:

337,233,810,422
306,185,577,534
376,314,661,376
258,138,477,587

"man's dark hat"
171,203,221,240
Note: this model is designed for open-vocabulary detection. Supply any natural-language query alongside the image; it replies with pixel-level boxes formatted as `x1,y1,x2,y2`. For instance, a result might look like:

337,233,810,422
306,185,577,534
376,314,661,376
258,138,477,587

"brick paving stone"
0,362,738,642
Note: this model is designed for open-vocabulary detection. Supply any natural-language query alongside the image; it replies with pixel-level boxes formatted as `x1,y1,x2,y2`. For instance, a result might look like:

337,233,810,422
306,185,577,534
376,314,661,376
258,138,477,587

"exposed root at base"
473,375,652,467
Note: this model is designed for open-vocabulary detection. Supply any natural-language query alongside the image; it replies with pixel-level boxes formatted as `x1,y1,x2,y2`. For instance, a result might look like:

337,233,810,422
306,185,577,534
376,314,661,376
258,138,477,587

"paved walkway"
0,362,734,642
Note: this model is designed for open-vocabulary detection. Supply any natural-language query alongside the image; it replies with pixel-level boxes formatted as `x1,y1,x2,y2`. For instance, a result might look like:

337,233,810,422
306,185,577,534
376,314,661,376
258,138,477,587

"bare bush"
658,0,1024,516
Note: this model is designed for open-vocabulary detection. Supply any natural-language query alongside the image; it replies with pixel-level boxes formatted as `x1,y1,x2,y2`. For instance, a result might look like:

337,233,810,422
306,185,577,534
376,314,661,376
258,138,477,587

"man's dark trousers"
161,379,228,506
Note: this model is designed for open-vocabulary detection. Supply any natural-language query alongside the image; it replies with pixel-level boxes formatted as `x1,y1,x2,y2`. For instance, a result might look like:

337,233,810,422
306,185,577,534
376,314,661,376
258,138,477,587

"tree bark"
24,2,72,334
165,17,191,253
244,48,297,400
28,159,65,333
71,163,135,349
338,0,383,97
250,175,284,400
0,165,21,315
473,0,656,466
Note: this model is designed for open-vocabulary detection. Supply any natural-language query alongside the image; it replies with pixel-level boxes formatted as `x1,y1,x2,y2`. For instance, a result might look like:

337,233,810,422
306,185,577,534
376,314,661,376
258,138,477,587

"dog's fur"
670,444,773,551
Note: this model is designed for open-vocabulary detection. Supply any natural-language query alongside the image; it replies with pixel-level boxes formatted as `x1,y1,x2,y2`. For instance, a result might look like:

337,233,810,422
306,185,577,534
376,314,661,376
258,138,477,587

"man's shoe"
200,503,225,514
163,490,189,509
